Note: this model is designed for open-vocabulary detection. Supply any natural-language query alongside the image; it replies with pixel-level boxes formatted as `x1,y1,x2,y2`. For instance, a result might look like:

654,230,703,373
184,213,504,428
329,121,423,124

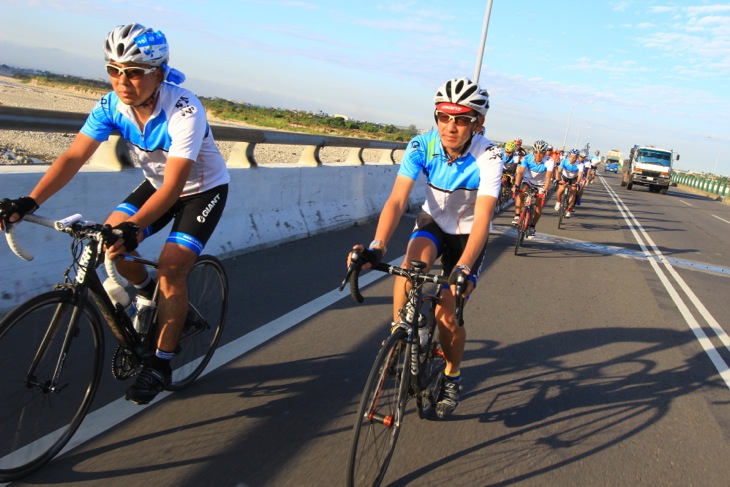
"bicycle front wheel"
558,191,568,229
167,254,228,391
347,329,411,487
0,290,103,482
514,208,527,255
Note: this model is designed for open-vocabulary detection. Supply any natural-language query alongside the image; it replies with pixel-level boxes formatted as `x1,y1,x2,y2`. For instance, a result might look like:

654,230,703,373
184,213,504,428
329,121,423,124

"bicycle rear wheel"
347,329,410,487
416,305,445,419
0,290,103,481
167,255,228,391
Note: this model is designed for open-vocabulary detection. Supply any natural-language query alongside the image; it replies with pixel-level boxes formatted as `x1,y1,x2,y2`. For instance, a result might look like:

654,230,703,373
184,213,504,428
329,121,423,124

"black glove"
350,247,383,269
0,196,38,222
111,222,140,252
362,247,384,267
448,265,477,288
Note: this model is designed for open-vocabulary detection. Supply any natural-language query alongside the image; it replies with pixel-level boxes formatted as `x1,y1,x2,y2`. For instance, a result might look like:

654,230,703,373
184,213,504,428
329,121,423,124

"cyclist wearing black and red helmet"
348,77,502,418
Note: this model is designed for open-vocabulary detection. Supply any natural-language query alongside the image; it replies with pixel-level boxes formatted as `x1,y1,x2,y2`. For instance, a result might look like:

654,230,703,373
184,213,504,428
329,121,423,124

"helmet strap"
443,133,474,165
132,86,160,109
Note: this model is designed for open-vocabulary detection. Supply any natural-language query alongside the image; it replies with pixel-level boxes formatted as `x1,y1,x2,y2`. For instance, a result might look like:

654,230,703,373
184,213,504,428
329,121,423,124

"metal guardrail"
672,173,728,199
0,106,407,168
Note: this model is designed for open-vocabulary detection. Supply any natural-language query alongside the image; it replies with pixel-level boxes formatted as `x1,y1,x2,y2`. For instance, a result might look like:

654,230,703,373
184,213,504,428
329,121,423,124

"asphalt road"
5,172,730,486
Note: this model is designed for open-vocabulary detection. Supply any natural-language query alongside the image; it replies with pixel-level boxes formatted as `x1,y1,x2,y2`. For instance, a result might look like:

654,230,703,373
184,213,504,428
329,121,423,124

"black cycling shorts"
410,211,487,278
114,180,228,255
561,175,578,185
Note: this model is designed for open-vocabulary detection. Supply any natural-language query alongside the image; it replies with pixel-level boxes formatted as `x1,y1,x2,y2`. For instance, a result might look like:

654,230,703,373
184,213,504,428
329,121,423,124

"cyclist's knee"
158,245,197,280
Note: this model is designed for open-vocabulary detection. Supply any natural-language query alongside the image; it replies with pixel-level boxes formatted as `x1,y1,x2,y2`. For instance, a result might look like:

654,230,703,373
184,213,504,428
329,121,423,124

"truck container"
604,149,622,173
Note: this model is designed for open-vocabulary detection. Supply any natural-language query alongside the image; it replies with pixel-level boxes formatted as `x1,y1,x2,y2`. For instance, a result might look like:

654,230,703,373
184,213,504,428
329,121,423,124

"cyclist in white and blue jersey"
575,150,591,206
0,23,230,405
554,149,585,218
349,77,502,418
511,140,554,238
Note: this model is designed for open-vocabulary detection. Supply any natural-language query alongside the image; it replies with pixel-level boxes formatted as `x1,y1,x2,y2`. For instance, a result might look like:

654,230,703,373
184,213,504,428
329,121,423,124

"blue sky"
1,0,729,175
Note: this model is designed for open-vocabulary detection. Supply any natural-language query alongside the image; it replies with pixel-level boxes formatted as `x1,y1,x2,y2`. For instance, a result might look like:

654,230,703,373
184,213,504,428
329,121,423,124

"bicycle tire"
167,255,228,391
514,206,527,255
0,290,103,481
416,301,445,419
347,328,410,487
558,188,569,229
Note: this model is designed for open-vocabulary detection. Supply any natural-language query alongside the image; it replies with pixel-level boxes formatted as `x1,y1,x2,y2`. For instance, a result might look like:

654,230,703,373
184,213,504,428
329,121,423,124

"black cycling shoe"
125,365,171,405
435,374,462,418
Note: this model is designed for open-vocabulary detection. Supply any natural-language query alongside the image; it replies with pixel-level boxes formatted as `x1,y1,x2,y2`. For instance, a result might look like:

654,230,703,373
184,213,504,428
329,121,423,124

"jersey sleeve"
477,145,503,198
166,94,208,161
79,94,116,142
397,136,426,181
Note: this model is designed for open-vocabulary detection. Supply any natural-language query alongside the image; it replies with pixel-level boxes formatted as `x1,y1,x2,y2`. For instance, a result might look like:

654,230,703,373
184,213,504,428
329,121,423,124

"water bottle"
132,295,157,335
417,313,429,349
103,277,132,313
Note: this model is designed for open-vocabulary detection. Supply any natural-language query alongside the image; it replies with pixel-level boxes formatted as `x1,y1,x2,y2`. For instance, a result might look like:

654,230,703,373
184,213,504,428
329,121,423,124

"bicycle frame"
395,276,442,391
514,186,540,254
6,214,152,354
342,258,465,392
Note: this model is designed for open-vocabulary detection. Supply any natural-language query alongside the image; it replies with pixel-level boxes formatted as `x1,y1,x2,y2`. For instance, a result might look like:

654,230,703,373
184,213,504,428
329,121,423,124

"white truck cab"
622,145,679,194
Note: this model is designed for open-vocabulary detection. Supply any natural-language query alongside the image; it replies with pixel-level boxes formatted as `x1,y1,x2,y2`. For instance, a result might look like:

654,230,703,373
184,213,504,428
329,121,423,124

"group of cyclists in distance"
502,139,602,238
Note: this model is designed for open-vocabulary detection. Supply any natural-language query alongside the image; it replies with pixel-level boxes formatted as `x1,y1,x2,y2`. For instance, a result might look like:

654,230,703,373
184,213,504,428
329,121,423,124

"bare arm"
372,174,416,249
453,194,495,296
513,165,525,188
29,132,101,205
458,194,494,269
543,170,553,193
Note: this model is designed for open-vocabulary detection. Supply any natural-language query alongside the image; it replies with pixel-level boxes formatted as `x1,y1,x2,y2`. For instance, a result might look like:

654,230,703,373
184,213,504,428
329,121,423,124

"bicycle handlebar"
339,252,467,324
3,212,126,285
453,273,467,327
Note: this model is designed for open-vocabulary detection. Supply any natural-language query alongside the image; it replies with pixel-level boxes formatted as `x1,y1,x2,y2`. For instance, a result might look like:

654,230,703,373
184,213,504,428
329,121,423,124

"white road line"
712,214,730,225
600,178,730,389
679,200,693,206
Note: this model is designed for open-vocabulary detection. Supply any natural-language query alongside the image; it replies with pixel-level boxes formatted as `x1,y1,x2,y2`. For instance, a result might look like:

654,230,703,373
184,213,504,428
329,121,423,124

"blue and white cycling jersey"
81,82,230,196
559,158,584,179
520,153,554,186
398,130,502,234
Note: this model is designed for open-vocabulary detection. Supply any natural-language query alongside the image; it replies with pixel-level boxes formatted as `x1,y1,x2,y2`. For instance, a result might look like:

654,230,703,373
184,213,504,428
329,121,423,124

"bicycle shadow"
389,326,724,486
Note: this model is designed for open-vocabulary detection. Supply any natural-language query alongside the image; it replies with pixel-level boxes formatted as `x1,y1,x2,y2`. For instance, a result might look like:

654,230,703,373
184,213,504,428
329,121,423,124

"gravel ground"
0,76,401,165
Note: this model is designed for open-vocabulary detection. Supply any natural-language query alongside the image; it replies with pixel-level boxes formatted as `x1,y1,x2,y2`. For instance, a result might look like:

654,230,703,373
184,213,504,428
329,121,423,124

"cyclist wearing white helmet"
348,77,502,418
554,149,585,217
511,139,554,238
0,23,230,405
575,150,590,207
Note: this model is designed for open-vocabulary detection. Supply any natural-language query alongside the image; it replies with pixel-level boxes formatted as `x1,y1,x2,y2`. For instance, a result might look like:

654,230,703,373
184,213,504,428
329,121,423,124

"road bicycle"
340,254,466,487
514,185,542,255
0,212,228,481
557,181,574,229
495,166,516,214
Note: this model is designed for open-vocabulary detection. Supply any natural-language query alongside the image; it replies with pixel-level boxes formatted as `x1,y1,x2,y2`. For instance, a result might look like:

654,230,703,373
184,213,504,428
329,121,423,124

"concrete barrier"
0,164,425,309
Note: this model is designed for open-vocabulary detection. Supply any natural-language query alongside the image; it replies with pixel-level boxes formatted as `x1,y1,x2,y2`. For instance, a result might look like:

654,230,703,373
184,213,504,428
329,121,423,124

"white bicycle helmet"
532,140,549,152
104,23,169,66
434,78,490,116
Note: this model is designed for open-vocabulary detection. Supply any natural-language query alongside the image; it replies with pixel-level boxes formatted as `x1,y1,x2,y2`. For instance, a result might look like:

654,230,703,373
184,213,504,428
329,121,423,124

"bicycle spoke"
348,331,410,487
0,291,102,481
167,255,228,391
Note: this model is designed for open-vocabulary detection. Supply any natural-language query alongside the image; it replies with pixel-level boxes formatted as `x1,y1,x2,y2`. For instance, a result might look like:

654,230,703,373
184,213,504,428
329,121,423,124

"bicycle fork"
26,299,80,393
